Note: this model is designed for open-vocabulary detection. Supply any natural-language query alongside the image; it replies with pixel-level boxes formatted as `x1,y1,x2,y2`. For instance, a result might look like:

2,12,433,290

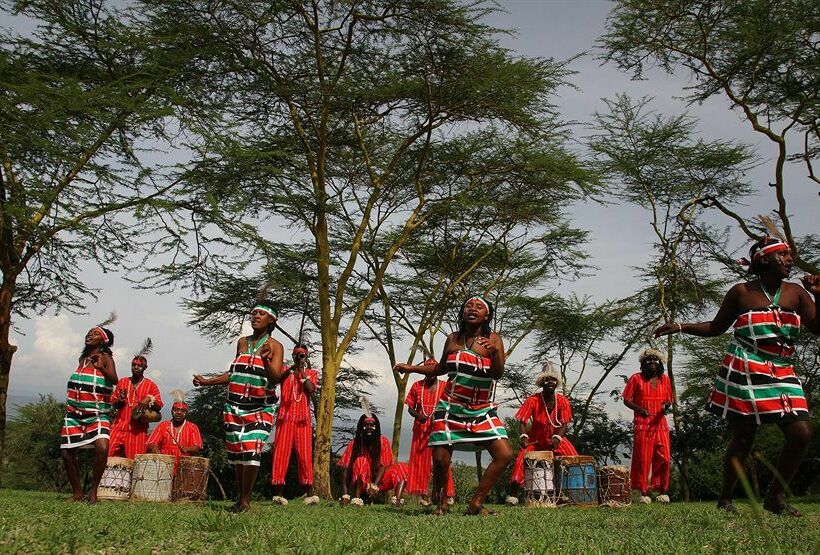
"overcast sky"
5,1,817,460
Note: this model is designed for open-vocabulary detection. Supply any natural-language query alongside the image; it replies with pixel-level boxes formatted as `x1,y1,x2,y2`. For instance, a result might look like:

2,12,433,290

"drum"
598,465,631,507
98,457,133,501
523,450,557,507
556,455,597,507
172,456,210,502
131,454,175,502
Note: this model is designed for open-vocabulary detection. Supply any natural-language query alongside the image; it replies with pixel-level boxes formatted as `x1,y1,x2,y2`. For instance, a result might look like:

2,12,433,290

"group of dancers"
58,236,819,516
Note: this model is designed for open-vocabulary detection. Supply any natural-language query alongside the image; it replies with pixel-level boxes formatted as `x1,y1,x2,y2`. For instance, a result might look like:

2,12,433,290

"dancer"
60,317,118,503
622,348,673,504
655,236,819,516
404,359,455,506
193,299,284,512
395,295,513,515
337,412,409,507
146,392,202,457
109,339,163,458
270,343,319,506
506,362,578,505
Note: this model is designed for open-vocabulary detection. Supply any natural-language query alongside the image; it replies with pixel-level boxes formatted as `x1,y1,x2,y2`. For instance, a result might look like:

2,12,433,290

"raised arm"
655,284,742,338
91,352,118,385
259,338,285,384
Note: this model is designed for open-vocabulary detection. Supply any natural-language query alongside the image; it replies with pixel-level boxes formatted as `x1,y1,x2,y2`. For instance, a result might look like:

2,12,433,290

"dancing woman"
60,322,118,503
655,237,819,516
395,295,513,515
193,300,284,512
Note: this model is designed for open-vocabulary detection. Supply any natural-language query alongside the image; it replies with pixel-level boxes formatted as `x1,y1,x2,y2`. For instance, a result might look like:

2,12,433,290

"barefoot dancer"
337,413,409,507
622,348,673,504
60,319,118,503
270,343,319,506
405,359,455,507
193,300,284,512
506,362,578,505
395,295,514,516
655,237,819,516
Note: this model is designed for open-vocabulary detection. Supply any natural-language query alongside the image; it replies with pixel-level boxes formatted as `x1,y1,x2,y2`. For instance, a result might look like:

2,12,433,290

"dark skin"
655,249,819,514
509,376,567,498
394,299,513,516
406,375,439,504
622,357,673,418
193,309,284,512
62,328,118,503
272,349,316,498
112,360,160,410
147,406,200,455
340,420,388,502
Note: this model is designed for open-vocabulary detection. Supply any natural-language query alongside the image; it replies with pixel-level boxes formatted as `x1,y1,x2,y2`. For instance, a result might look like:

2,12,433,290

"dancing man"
109,340,163,458
146,393,203,457
270,343,319,506
338,412,409,507
395,295,513,516
193,299,284,512
506,361,578,505
60,320,118,503
405,359,455,507
655,236,819,516
622,348,673,504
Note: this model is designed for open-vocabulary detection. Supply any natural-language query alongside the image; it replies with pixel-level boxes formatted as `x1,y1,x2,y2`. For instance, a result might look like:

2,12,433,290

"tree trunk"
0,276,18,485
666,333,690,501
313,353,339,499
391,374,408,457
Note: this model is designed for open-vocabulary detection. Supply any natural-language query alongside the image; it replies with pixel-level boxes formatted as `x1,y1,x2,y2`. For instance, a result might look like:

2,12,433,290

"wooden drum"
172,456,210,502
98,457,133,501
556,455,597,507
523,450,557,507
131,454,175,502
598,465,631,507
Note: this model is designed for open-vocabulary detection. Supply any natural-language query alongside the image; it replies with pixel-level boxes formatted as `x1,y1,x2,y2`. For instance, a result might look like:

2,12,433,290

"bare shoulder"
489,331,504,346
266,336,284,352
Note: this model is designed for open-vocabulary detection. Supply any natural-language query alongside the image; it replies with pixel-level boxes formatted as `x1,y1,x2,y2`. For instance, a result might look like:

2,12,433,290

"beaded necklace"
540,392,561,427
419,380,438,418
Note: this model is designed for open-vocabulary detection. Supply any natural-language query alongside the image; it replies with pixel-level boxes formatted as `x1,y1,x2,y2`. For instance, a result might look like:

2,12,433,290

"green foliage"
2,395,65,491
1,489,820,553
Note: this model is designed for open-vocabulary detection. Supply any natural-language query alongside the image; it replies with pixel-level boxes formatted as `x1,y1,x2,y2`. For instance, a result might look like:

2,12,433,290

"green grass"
1,489,819,554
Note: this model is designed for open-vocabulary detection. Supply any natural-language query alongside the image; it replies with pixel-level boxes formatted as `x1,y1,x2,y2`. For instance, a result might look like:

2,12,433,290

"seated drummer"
506,362,578,505
338,412,409,506
146,394,203,457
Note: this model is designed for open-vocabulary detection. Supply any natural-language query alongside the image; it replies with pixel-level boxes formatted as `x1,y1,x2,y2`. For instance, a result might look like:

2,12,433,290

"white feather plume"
359,396,372,418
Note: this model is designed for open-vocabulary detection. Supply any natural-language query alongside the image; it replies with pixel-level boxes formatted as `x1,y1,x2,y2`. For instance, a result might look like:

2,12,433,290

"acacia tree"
589,95,753,499
601,0,819,273
143,0,584,497
0,0,196,473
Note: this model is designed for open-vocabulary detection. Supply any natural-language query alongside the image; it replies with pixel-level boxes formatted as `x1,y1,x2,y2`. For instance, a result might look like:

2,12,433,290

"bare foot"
431,506,448,516
66,493,84,502
85,494,99,505
465,503,496,516
228,502,249,513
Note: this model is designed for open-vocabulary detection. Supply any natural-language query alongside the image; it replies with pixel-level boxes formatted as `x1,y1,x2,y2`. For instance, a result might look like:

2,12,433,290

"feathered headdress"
738,216,791,267
359,396,376,422
535,360,563,387
170,388,188,409
95,312,117,346
638,347,667,365
132,337,153,364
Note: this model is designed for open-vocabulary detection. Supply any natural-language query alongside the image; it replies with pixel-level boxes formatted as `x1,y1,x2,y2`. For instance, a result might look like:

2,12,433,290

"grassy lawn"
1,489,818,554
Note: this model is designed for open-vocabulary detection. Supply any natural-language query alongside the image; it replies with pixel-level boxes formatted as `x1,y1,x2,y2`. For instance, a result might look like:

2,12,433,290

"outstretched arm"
394,337,454,376
655,284,742,338
193,373,229,387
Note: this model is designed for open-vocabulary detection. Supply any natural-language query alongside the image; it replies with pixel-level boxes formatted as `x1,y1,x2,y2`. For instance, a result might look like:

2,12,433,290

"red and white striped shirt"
110,377,163,433
277,367,318,423
622,373,673,427
404,379,446,432
146,420,203,457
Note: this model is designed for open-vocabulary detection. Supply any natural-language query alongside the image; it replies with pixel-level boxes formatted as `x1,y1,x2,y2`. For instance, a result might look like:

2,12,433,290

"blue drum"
556,455,597,506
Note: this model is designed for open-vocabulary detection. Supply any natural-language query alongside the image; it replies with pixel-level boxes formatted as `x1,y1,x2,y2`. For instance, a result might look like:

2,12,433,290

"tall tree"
144,0,586,498
601,0,820,273
589,95,753,499
0,0,194,474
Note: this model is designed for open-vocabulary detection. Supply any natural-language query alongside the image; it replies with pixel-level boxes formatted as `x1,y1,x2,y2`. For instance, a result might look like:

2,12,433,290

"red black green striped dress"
223,337,277,466
705,287,808,424
428,348,508,450
60,360,114,449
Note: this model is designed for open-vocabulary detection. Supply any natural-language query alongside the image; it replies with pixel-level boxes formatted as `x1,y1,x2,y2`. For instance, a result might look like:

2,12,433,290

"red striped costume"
270,367,318,486
404,379,455,496
60,361,114,449
146,420,203,457
623,373,673,494
224,340,277,466
509,393,578,485
705,295,808,424
428,349,508,449
338,435,407,491
108,377,162,458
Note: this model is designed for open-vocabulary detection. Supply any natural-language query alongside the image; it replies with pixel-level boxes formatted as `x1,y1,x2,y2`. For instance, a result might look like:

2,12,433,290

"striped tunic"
706,295,808,424
60,361,114,449
428,348,508,450
223,338,277,466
